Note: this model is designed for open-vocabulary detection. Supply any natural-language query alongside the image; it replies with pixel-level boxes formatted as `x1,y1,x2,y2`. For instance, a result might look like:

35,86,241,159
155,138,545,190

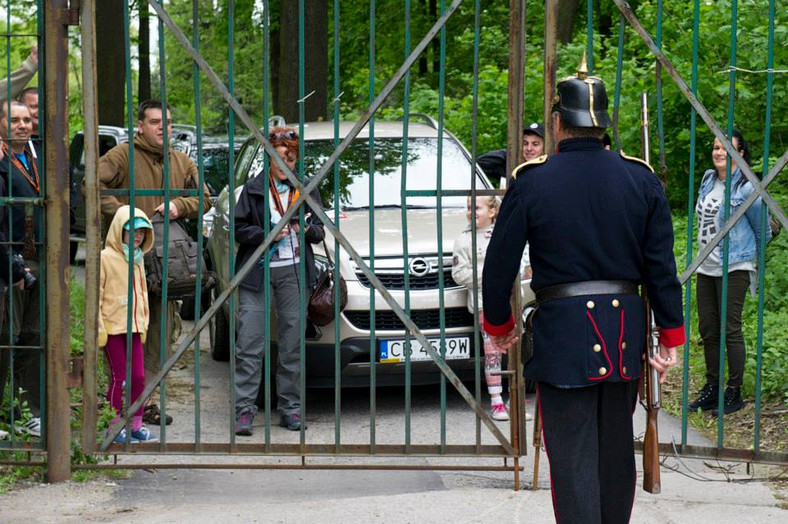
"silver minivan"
205,116,533,387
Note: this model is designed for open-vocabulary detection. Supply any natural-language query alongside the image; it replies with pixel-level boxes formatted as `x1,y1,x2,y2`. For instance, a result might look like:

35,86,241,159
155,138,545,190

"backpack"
144,212,215,300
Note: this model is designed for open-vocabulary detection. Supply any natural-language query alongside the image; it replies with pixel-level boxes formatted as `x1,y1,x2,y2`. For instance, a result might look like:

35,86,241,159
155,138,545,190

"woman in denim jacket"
689,130,771,416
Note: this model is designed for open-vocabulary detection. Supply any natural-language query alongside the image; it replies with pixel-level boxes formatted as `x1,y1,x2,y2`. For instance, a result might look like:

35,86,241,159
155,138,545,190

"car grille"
344,307,474,331
354,255,461,291
356,271,460,290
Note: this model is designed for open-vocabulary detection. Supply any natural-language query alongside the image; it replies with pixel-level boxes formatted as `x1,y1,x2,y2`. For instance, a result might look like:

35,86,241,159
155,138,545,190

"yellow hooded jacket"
98,205,155,346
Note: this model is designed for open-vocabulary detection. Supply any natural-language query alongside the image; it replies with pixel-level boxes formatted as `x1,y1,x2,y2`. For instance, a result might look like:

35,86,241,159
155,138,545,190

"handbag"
308,240,348,326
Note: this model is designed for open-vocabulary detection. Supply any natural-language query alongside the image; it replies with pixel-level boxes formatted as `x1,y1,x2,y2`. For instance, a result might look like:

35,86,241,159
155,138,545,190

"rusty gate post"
44,0,72,482
543,0,558,155
80,0,100,455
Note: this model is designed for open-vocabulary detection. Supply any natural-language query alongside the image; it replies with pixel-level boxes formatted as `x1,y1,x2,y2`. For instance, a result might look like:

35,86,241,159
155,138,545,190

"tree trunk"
556,0,581,44
138,2,151,103
277,0,328,123
96,0,126,126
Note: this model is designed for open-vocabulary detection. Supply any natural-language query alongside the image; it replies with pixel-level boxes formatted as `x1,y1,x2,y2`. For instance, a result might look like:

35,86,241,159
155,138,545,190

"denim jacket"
697,167,771,265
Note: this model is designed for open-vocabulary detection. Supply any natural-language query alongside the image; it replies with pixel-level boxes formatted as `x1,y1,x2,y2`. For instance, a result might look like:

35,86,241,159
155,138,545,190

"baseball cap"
123,216,153,231
523,122,544,139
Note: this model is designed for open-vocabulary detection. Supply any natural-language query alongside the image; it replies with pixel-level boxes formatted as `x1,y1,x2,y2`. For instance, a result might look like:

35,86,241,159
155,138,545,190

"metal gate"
2,0,787,485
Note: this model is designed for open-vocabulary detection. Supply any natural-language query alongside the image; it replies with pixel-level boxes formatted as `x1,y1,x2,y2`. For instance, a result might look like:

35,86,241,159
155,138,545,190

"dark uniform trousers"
538,381,639,524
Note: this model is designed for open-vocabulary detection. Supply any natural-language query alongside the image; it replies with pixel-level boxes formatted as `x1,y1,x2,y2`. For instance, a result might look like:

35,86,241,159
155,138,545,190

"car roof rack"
406,113,439,130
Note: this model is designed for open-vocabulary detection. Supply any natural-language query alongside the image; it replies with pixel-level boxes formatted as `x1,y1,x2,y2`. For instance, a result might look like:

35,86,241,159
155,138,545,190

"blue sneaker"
131,427,158,442
113,428,140,444
279,413,306,431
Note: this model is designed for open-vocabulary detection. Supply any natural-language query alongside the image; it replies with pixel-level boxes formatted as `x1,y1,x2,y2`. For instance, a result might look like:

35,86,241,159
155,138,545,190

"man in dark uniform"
482,57,685,523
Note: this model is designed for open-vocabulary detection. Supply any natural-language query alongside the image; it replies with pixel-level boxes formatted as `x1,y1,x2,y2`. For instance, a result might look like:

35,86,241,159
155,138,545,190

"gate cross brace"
103,0,515,455
614,0,788,280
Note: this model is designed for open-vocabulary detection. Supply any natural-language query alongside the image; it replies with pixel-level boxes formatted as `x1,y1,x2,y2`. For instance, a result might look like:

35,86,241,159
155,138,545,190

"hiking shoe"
688,383,719,413
279,413,306,431
236,410,254,436
712,387,745,416
15,417,41,437
491,403,510,421
131,427,159,442
113,428,140,444
143,404,173,426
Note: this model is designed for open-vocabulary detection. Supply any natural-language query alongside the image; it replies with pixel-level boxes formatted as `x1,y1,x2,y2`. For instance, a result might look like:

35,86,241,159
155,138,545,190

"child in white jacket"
452,195,510,421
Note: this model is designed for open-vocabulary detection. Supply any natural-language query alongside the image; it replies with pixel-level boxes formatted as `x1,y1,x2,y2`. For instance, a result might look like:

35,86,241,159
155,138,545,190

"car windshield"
306,137,485,209
201,147,233,195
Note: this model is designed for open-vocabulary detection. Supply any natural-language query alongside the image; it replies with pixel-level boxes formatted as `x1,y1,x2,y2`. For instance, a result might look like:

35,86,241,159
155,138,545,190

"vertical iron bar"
471,0,482,452
44,0,70,482
542,0,558,156
332,0,342,453
400,0,413,453
228,0,238,450
437,0,447,452
681,0,701,447
753,0,776,452
368,0,377,453
157,0,171,449
611,14,625,152
80,0,100,455
586,0,594,74
191,0,204,449
507,0,525,172
297,0,307,450
716,0,739,448
262,0,271,450
655,0,667,186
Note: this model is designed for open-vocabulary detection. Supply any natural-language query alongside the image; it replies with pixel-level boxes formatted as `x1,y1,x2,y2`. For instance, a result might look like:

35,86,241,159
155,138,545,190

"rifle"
641,92,661,494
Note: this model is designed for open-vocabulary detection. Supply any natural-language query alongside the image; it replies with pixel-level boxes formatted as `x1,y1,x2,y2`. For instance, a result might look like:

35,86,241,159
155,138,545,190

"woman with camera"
232,127,324,435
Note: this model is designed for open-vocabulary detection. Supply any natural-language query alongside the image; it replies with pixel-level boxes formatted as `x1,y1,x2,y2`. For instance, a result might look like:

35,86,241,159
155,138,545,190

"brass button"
598,367,607,375
586,300,595,309
612,299,620,307
622,366,628,375
621,342,627,349
593,344,602,353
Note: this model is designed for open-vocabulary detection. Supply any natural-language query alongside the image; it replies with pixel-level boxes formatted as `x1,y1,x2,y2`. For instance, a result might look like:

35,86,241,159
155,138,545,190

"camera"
13,254,36,289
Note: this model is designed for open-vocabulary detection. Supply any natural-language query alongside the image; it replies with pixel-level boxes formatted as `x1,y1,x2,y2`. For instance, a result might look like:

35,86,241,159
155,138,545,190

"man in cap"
477,122,545,182
481,55,684,522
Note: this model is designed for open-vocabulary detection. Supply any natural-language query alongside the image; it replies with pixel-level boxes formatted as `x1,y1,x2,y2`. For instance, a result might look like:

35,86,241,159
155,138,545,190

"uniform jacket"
98,205,154,346
482,138,685,386
452,223,494,313
98,133,212,219
697,167,771,265
0,144,43,257
234,172,325,292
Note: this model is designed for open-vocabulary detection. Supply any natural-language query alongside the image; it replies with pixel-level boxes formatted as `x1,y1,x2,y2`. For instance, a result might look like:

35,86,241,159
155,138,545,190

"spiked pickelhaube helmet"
551,52,612,129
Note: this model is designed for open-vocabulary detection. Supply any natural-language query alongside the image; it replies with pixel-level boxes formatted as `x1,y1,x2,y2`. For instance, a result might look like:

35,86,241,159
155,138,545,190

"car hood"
325,208,468,258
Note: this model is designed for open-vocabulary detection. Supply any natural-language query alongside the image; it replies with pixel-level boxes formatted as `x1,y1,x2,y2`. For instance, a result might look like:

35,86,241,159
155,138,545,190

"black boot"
688,383,719,412
712,387,744,416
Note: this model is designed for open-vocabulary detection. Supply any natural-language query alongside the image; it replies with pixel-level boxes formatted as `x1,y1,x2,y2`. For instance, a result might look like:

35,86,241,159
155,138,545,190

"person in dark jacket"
477,122,544,182
481,56,685,523
0,100,43,437
233,127,325,435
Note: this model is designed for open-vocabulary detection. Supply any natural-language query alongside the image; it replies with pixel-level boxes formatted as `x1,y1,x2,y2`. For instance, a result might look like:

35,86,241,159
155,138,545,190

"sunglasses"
270,130,297,141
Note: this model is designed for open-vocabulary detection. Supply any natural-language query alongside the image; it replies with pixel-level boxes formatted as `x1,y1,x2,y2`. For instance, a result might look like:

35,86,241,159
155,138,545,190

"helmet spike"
576,50,589,80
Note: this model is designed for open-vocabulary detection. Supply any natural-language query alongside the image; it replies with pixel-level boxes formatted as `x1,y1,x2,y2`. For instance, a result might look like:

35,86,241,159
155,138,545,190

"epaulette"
511,154,548,180
620,152,654,173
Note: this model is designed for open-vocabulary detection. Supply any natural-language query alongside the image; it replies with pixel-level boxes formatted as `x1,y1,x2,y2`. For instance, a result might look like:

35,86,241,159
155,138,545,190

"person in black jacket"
477,122,544,182
482,56,684,523
0,101,42,437
233,128,325,435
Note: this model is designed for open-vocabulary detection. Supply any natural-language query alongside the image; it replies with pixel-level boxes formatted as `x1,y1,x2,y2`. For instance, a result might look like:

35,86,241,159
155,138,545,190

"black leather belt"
535,280,639,305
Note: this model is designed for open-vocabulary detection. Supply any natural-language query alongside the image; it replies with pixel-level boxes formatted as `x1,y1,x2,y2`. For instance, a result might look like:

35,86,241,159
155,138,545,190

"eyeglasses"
270,130,297,141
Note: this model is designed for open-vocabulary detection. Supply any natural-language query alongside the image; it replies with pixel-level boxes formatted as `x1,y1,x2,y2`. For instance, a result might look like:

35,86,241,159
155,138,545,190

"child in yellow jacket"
99,205,157,443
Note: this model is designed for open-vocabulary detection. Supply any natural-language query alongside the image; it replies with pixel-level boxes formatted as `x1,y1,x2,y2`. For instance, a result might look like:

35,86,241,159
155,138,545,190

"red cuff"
483,314,515,336
659,324,686,347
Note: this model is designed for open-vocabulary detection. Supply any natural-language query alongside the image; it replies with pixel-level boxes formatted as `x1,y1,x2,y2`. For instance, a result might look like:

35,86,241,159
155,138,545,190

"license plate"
380,336,470,363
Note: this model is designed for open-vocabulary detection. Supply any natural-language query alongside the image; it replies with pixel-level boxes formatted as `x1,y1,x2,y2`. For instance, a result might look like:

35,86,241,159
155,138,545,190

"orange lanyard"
2,144,39,194
268,172,299,217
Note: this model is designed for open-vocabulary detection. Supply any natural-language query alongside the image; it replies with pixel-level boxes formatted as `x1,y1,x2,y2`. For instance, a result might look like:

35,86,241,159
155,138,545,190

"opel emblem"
408,257,430,277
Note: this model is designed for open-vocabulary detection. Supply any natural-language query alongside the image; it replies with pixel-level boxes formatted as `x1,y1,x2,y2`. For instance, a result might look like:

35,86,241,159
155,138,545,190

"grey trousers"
1,262,42,416
235,265,303,417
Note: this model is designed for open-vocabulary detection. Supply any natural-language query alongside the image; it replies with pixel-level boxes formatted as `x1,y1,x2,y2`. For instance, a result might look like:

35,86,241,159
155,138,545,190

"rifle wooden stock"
643,395,661,494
